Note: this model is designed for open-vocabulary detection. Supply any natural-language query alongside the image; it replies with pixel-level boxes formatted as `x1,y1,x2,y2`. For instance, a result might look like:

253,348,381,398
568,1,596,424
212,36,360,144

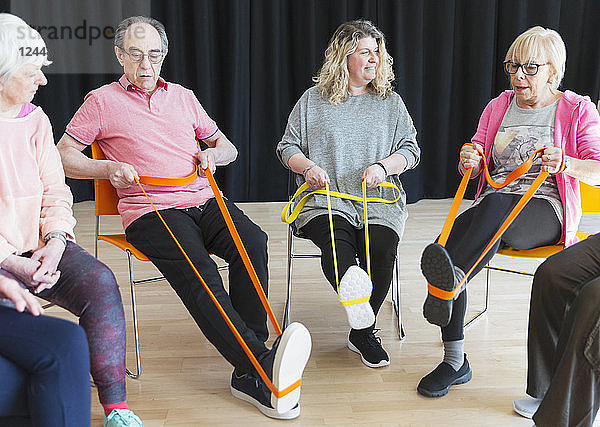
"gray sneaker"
513,396,543,419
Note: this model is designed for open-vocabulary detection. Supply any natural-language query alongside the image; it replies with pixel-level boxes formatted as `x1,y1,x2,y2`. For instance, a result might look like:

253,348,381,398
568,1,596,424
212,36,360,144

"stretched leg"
38,242,127,406
419,195,561,397
302,215,388,367
0,306,90,427
300,214,361,292
127,208,313,419
301,214,375,326
356,225,399,316
442,195,561,339
126,207,269,374
199,199,269,343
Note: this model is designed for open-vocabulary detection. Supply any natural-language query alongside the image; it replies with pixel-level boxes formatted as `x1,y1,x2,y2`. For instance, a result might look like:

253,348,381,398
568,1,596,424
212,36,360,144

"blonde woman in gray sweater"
277,20,420,368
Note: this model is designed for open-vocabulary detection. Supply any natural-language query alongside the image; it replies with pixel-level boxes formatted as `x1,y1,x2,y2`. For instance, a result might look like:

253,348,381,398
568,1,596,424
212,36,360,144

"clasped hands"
0,238,67,315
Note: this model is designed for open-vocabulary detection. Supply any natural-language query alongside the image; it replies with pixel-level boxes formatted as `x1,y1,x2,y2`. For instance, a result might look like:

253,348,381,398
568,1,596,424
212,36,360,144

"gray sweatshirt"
276,86,420,238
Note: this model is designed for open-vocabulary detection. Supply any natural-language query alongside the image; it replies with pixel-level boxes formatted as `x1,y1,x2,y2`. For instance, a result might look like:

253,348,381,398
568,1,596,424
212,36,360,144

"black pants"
126,198,270,374
301,215,400,320
441,193,562,342
528,233,600,427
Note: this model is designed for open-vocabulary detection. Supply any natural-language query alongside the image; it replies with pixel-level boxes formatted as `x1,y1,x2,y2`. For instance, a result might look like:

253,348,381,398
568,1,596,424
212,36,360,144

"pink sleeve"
575,100,600,161
0,237,18,264
36,114,76,239
190,93,218,140
462,99,494,177
65,93,102,145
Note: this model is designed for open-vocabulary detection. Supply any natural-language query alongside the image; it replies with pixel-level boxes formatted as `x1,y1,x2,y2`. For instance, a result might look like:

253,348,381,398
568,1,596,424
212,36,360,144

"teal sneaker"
103,409,143,427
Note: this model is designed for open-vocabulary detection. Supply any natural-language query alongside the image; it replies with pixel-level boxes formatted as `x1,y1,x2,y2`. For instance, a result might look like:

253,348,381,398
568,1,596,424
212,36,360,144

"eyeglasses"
503,61,547,76
117,46,164,64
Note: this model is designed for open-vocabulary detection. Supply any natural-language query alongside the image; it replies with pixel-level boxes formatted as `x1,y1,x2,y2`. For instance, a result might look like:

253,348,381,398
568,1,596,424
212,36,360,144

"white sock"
443,339,464,371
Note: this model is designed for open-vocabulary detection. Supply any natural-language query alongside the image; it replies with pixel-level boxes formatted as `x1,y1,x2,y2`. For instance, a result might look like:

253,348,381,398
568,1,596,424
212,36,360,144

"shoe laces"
365,328,383,348
236,371,261,389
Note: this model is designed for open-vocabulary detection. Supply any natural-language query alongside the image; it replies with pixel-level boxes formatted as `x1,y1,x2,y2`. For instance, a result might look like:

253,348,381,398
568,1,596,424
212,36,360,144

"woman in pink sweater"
0,13,141,427
417,26,600,400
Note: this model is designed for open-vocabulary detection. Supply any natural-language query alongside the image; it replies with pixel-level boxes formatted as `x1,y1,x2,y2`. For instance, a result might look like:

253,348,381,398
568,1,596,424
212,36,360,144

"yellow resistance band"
282,179,400,306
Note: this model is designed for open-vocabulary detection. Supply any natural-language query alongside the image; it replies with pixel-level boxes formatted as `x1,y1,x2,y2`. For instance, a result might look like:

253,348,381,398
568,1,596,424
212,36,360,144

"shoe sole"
347,339,390,368
271,322,312,414
416,368,472,398
512,400,537,419
421,243,462,327
339,265,375,330
230,386,301,419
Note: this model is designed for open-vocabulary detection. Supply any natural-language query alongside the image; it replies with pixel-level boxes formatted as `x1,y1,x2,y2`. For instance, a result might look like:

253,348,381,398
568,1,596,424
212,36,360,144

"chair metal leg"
94,217,99,258
391,254,406,340
283,226,293,329
464,265,491,328
126,251,141,379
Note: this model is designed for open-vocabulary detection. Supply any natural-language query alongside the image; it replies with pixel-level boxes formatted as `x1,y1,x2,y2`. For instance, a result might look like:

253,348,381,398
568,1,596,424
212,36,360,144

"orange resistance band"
428,144,565,301
133,170,298,399
138,167,199,186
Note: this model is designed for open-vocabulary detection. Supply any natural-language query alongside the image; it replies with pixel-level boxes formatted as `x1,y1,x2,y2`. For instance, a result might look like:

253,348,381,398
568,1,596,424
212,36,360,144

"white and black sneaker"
347,328,390,368
231,370,300,419
230,322,311,419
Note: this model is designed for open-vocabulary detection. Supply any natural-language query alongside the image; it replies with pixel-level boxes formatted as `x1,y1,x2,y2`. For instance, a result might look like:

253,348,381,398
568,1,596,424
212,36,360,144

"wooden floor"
45,199,571,426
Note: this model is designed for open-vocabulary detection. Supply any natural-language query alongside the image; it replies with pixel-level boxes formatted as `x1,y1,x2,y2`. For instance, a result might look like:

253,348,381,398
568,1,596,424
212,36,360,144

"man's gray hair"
114,16,168,52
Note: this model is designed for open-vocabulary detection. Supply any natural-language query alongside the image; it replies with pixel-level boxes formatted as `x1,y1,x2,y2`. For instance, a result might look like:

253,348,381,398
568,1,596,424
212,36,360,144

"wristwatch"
44,231,67,247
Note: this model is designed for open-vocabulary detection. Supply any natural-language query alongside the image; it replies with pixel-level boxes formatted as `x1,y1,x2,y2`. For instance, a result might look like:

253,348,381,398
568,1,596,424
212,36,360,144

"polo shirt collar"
118,74,168,93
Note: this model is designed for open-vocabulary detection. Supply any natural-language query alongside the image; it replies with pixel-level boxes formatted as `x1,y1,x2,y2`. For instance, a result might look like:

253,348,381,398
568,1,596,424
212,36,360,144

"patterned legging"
36,241,127,404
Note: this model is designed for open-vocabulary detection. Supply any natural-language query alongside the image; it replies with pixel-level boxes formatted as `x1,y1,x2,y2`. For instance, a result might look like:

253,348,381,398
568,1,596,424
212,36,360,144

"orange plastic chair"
471,182,600,326
91,142,162,379
90,142,227,378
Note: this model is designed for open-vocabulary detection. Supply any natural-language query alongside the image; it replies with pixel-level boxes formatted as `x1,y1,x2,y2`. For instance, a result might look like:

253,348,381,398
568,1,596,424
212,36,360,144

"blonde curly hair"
313,20,394,105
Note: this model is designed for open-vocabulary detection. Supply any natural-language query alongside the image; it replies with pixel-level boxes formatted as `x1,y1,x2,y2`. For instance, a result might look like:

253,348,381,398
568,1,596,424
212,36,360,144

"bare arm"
287,152,330,189
196,130,238,173
57,133,139,188
361,153,409,188
564,157,600,186
376,153,408,176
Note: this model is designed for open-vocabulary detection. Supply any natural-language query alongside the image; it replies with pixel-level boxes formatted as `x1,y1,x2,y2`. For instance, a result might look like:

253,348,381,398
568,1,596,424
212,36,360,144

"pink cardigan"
0,107,75,263
469,90,600,247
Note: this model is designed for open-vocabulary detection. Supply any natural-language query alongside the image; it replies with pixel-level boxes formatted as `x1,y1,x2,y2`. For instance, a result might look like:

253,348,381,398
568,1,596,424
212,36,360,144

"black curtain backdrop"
2,0,599,203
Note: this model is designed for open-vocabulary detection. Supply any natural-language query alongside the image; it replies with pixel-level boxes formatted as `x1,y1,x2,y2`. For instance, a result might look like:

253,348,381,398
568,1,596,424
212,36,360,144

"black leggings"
441,193,562,342
301,215,400,320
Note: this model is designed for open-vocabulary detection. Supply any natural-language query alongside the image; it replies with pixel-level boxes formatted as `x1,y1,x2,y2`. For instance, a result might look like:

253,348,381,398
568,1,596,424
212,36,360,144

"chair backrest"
580,182,600,214
90,142,120,217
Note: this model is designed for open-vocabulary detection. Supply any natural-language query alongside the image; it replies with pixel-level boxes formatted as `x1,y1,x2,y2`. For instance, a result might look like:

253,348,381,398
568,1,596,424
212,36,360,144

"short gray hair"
0,13,52,83
505,26,566,90
114,16,168,53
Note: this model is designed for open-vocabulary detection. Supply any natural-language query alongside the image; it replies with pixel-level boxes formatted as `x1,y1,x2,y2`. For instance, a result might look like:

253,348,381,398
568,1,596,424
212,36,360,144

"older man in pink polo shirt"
57,16,311,420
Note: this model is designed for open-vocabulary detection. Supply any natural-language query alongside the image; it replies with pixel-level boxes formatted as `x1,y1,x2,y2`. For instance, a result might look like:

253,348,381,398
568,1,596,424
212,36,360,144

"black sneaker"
231,322,311,418
230,370,300,419
417,354,472,397
420,243,466,327
347,328,390,368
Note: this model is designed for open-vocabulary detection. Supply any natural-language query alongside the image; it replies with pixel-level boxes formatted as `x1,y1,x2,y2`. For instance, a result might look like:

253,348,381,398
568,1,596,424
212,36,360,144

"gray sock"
454,266,466,287
443,339,464,371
